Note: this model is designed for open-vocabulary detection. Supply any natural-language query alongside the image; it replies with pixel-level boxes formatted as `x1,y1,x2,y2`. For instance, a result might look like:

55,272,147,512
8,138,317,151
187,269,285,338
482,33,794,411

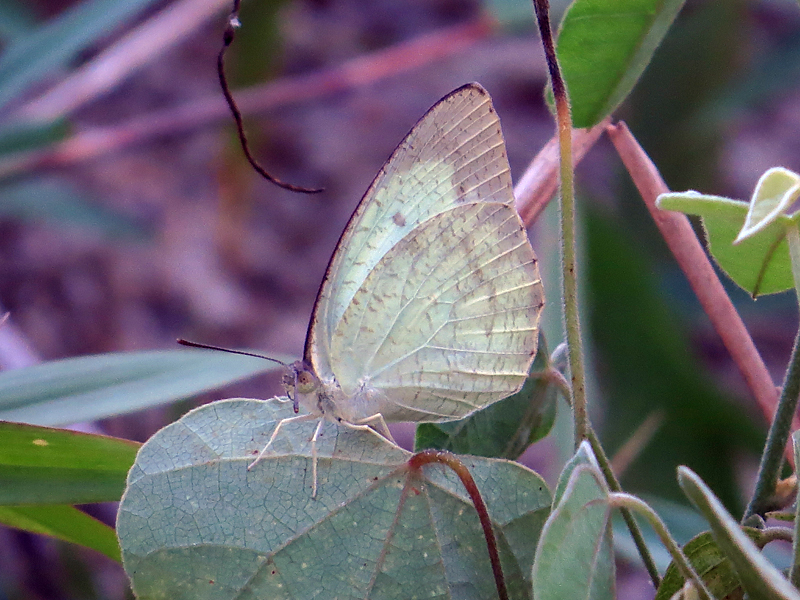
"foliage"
0,0,162,240
4,0,800,599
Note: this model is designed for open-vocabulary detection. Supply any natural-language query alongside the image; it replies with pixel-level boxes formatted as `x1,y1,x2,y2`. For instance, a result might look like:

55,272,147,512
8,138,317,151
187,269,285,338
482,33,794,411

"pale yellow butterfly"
254,83,545,496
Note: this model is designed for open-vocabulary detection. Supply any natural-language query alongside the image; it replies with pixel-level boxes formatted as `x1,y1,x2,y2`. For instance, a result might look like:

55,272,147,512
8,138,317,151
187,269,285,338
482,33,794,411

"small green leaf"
557,0,687,128
531,442,615,600
0,504,121,563
678,467,800,600
654,529,764,600
0,349,288,426
551,438,598,507
0,421,138,504
657,192,794,296
736,167,800,243
117,398,552,600
414,333,557,459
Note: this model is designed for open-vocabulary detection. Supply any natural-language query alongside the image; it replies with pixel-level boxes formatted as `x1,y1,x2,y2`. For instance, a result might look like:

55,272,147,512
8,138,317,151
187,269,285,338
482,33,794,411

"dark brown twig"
218,1,322,194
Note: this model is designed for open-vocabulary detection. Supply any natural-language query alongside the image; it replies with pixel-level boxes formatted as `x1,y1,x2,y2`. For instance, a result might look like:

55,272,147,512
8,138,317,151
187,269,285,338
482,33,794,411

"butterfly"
253,83,545,496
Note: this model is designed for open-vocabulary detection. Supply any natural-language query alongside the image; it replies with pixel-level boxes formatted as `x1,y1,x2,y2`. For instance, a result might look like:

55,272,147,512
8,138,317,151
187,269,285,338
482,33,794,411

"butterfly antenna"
177,339,287,367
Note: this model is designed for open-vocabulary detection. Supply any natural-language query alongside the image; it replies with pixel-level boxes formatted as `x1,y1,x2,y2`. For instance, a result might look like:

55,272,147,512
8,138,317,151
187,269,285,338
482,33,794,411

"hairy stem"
792,477,800,586
744,229,800,520
531,0,588,446
610,493,712,600
546,366,661,587
587,429,661,587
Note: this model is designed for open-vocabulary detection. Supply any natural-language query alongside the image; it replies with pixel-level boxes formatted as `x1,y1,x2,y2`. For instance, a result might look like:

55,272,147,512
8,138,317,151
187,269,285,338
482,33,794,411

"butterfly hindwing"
330,200,542,421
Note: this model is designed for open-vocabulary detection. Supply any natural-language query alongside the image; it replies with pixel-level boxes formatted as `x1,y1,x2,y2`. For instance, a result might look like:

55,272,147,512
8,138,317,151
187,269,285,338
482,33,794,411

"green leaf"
117,398,552,600
414,333,557,459
551,438,597,506
654,529,764,600
0,504,121,563
657,191,794,296
556,0,687,128
0,421,138,504
0,0,163,110
0,118,68,157
736,168,800,243
531,443,615,600
0,349,288,426
678,467,800,600
0,178,146,239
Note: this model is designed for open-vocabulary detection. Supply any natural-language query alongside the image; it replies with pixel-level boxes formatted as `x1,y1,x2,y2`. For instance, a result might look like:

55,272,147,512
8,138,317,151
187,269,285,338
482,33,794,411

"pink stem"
607,122,786,439
514,118,609,226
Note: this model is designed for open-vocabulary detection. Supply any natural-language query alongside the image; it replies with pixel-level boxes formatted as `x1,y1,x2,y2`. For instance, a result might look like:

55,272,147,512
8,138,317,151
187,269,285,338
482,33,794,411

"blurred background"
2,0,800,597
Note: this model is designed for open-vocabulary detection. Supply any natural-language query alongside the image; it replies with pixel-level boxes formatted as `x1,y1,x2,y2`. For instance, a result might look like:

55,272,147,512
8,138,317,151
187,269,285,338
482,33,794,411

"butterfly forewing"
308,85,508,369
306,83,544,422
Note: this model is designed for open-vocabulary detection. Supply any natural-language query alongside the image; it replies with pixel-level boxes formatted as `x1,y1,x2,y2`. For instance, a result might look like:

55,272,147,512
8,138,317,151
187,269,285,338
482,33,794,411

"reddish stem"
606,122,794,461
408,450,508,600
514,119,609,227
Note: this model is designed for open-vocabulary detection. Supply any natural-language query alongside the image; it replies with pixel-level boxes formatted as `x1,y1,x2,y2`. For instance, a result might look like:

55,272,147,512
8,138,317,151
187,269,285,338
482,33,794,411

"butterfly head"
283,361,321,414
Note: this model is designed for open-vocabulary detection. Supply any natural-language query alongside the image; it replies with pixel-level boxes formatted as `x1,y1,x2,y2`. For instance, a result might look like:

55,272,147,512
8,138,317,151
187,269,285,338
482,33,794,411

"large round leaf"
117,398,551,600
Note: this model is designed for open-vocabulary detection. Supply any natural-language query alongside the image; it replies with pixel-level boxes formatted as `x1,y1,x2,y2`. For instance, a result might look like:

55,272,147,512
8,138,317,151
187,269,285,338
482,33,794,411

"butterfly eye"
296,370,318,394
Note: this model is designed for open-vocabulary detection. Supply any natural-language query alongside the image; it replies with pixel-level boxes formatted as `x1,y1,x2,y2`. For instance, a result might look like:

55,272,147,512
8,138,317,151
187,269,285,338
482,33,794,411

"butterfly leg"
350,413,396,445
248,413,320,470
310,418,325,499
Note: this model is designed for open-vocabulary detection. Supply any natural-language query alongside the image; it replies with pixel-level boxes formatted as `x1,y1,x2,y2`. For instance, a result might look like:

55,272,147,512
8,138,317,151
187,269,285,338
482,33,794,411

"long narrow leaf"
0,421,138,504
0,0,162,110
0,349,287,426
0,504,121,563
678,467,800,600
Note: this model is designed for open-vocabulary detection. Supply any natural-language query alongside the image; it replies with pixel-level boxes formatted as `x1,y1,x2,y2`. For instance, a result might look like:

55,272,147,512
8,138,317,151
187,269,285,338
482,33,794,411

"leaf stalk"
609,493,713,600
408,450,508,600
